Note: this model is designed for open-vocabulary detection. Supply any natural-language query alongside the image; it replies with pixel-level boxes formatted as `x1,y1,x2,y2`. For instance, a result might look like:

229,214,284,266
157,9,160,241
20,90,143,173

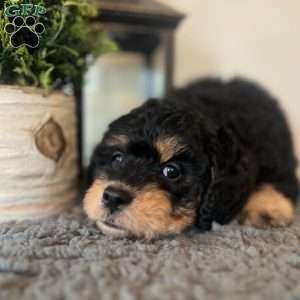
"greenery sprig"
0,0,117,90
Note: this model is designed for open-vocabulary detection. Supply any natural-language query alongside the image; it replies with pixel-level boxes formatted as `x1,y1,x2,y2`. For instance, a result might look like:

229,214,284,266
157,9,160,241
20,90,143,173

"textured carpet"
0,207,300,300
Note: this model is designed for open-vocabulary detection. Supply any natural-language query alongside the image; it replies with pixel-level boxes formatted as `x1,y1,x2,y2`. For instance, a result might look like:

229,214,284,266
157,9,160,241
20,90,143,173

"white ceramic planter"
0,85,78,221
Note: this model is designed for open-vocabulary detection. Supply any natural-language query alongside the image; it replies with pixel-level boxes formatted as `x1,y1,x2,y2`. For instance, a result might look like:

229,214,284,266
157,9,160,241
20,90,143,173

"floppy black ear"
85,159,96,188
196,126,254,230
85,145,101,189
207,126,237,175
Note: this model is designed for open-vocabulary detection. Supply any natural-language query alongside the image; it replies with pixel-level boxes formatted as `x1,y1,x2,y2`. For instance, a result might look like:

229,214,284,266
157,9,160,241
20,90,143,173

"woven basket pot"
0,85,79,221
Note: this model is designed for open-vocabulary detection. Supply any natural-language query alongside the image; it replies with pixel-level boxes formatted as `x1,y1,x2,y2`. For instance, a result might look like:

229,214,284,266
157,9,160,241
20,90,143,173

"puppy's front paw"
238,184,295,228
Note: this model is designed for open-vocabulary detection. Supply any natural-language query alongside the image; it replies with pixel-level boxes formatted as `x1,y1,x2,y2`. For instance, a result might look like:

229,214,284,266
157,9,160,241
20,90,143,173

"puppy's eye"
112,152,124,164
162,163,181,180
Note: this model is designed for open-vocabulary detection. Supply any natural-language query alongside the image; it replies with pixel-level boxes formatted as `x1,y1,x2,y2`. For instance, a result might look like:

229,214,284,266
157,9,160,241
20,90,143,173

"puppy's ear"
85,146,101,189
86,158,96,188
209,126,238,175
199,124,237,183
196,125,249,230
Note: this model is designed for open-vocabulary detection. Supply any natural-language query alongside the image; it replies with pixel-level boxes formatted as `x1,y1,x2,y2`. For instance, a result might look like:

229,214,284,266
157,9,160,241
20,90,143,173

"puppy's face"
84,101,211,239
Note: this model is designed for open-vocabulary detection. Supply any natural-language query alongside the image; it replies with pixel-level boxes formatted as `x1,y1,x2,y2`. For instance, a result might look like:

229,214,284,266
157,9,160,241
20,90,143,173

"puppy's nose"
102,186,132,213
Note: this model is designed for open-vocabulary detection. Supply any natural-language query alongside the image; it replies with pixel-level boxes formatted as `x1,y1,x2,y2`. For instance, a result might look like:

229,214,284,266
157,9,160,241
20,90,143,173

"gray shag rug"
0,206,300,300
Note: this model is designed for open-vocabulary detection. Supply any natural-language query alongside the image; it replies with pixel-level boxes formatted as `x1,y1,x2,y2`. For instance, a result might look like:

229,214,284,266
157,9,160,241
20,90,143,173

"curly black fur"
88,78,299,231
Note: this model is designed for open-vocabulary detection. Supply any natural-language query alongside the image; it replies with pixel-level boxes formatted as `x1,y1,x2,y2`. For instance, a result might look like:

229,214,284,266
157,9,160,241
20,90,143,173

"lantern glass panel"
83,44,166,166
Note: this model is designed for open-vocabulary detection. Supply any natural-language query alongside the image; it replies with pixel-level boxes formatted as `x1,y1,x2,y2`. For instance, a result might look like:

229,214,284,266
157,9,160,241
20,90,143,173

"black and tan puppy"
84,78,299,239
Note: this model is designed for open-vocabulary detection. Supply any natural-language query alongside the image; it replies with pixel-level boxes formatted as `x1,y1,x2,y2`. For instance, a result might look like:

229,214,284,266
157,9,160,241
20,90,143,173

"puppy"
84,78,299,239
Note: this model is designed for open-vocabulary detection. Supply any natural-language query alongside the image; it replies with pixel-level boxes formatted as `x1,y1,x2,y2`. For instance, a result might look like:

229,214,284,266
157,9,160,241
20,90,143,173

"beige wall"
161,0,300,157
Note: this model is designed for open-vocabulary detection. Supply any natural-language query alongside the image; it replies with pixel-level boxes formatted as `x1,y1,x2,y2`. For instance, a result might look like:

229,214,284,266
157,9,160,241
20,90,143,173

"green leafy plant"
0,0,117,90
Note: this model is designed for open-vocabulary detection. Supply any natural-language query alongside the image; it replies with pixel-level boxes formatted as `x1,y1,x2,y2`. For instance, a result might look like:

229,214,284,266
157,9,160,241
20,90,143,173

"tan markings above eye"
104,135,128,147
156,136,187,163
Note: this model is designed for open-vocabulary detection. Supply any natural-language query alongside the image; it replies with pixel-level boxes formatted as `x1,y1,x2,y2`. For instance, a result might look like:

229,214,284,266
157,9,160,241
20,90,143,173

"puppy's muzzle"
102,186,133,213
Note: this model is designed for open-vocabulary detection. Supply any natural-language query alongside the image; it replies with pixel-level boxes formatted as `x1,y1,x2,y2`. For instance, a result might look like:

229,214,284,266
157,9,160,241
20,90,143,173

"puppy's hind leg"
238,183,297,228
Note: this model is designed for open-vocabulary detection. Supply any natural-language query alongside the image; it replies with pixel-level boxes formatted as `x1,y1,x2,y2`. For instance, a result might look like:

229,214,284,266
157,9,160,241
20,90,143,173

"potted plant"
0,0,115,221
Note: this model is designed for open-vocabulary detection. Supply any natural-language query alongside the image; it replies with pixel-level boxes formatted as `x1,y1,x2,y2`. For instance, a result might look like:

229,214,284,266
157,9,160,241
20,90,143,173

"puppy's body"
84,78,299,239
167,79,298,228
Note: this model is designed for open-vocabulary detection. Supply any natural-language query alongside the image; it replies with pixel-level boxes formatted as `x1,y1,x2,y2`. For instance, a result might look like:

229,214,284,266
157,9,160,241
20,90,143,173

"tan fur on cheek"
83,179,109,220
119,188,195,239
239,184,295,228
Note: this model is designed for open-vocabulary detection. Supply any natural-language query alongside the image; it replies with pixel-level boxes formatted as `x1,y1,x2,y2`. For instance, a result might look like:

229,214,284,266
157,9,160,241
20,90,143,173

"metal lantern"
79,0,185,172
97,0,185,93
